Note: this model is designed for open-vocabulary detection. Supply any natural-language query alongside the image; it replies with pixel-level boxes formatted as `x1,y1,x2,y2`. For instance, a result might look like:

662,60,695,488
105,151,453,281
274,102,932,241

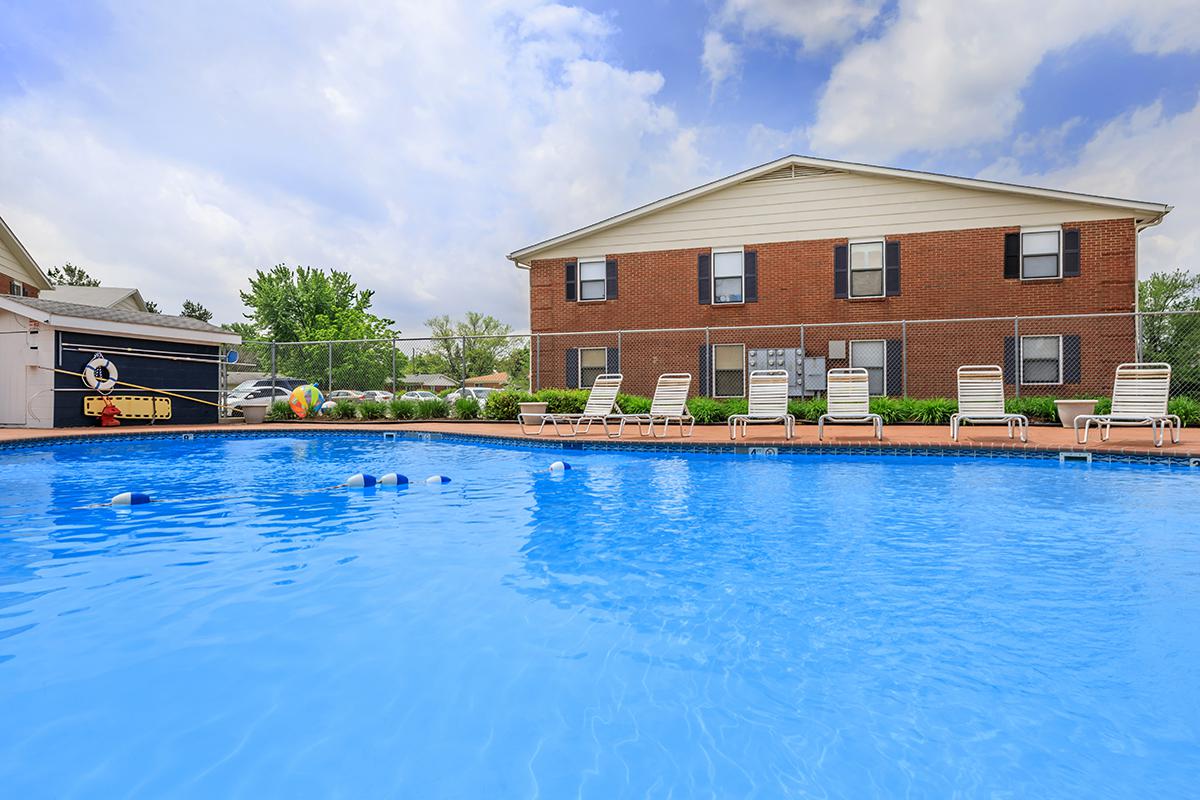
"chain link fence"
229,311,1200,407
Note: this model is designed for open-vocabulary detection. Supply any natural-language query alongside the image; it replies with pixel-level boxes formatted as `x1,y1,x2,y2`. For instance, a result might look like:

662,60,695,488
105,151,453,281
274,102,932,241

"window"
8,280,24,297
848,240,884,298
1020,335,1062,385
712,248,744,304
1021,228,1061,279
579,347,607,387
578,258,607,301
712,344,745,397
849,340,886,395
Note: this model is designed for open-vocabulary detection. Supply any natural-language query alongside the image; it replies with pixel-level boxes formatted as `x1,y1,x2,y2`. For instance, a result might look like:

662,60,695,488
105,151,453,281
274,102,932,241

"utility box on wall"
747,348,826,396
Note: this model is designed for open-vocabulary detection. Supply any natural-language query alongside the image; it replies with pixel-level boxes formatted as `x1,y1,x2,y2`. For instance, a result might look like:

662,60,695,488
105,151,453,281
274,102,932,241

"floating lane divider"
111,491,152,506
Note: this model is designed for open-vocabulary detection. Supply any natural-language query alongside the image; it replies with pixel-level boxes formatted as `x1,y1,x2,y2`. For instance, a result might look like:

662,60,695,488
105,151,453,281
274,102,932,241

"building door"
0,329,28,424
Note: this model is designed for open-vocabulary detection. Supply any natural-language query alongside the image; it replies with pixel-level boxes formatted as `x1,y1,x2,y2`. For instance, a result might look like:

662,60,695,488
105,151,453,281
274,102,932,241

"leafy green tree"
47,262,101,286
1139,270,1200,396
424,312,516,381
144,300,161,314
180,299,213,323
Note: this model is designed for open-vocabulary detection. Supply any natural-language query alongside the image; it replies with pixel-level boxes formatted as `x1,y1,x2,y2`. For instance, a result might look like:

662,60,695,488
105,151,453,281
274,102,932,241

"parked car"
229,377,305,395
445,387,497,406
400,390,439,402
226,386,291,413
326,390,365,403
361,390,394,402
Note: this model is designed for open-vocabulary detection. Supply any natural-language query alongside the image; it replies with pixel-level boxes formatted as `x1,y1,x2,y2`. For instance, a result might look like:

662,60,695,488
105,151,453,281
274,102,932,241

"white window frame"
578,346,608,387
1019,334,1063,386
847,238,886,299
849,339,888,396
576,257,608,303
711,247,745,306
9,280,24,297
711,343,746,398
1019,226,1062,281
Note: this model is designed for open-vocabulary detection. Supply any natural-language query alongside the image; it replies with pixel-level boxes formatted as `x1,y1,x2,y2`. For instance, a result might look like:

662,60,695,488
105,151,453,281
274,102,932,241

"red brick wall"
1,271,40,298
527,219,1138,397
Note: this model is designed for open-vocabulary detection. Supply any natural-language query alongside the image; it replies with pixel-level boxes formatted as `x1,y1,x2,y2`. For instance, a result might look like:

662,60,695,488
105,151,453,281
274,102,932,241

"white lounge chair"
950,364,1028,442
1074,362,1180,448
727,369,794,440
625,373,695,438
519,373,625,438
817,368,883,440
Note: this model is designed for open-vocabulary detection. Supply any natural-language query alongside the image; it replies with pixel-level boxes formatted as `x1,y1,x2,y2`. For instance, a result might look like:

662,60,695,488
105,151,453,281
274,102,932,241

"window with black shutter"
564,261,577,301
698,252,712,305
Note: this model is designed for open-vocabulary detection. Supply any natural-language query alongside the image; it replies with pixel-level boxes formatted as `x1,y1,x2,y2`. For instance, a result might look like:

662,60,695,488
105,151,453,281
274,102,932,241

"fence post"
1013,316,1020,400
327,342,333,391
534,334,540,392
461,335,468,387
705,327,711,398
270,343,277,394
391,338,397,392
901,319,908,397
616,330,622,372
1135,310,1143,363
798,324,806,397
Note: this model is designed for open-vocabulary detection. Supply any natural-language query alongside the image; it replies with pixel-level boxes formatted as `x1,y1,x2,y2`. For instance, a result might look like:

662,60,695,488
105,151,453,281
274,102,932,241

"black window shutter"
7,280,15,296
834,245,848,298
1003,336,1016,384
606,346,620,374
885,241,901,296
885,340,903,395
565,348,579,389
1004,233,1020,279
697,252,711,305
605,258,618,299
1062,229,1080,277
698,344,711,395
564,261,577,302
744,251,758,302
1062,335,1081,383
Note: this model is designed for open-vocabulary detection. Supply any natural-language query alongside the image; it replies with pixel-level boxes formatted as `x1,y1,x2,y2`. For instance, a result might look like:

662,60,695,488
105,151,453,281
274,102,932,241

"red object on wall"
99,401,122,427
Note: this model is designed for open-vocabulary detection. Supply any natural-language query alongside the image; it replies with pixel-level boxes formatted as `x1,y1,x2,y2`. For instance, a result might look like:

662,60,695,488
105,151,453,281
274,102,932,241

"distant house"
401,373,458,392
465,371,508,389
0,215,50,298
40,285,149,312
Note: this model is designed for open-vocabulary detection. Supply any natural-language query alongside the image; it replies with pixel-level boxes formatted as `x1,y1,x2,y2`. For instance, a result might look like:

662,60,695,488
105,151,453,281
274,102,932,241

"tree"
238,265,399,390
144,300,161,314
180,299,213,323
47,262,101,286
424,312,516,380
1139,270,1200,396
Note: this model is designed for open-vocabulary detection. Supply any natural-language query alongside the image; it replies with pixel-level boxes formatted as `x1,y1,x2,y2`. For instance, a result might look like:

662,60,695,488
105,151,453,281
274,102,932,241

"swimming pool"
1,433,1197,798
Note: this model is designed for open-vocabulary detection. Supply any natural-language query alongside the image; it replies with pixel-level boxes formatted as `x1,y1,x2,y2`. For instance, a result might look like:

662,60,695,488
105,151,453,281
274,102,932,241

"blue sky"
1,0,1198,331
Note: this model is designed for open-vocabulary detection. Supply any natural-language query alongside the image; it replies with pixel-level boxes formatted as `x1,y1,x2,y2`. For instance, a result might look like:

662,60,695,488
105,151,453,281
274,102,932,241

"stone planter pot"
1054,399,1096,428
518,401,548,418
241,402,270,424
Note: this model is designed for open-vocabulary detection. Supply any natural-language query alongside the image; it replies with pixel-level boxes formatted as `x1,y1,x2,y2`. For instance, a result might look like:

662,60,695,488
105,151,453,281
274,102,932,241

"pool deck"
2,419,1197,460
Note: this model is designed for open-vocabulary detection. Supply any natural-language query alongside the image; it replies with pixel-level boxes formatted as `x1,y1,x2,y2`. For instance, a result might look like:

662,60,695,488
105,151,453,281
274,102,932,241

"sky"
1,0,1198,334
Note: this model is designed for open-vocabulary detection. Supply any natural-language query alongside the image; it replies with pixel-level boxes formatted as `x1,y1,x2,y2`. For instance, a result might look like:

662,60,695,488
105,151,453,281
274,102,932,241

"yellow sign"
83,395,173,420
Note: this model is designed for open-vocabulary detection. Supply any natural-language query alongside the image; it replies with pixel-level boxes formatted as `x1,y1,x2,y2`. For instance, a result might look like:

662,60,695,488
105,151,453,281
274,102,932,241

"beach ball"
289,384,324,418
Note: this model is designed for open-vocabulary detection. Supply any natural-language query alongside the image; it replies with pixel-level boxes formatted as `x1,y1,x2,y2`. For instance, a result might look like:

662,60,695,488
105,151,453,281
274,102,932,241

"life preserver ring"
83,354,119,393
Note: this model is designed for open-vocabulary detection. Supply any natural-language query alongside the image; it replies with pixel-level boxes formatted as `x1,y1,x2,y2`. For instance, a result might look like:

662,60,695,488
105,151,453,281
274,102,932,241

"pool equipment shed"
0,296,240,428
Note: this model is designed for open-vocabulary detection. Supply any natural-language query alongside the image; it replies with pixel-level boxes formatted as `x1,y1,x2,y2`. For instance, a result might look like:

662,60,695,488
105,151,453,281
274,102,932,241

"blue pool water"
0,434,1198,798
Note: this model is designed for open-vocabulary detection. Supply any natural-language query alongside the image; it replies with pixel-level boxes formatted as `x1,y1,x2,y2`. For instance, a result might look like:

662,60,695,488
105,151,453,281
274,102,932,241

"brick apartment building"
508,156,1171,399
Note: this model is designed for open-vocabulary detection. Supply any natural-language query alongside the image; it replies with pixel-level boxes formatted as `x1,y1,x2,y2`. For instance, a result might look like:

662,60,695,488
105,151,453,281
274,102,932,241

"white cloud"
718,0,885,50
701,31,740,90
980,96,1200,278
809,0,1200,161
0,1,704,332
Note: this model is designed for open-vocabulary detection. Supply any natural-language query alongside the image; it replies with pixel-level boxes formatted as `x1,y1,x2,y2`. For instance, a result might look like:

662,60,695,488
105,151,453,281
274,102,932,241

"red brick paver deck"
1,420,1196,459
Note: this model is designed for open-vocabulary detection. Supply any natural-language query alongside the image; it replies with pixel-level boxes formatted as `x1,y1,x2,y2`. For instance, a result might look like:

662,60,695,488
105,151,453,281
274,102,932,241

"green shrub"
326,399,358,420
788,397,826,422
483,390,534,421
359,400,387,420
416,398,449,419
1169,396,1200,427
389,398,417,420
1006,396,1058,421
616,393,652,415
868,396,908,424
911,397,958,425
453,396,481,420
535,389,590,414
687,397,730,424
266,400,296,421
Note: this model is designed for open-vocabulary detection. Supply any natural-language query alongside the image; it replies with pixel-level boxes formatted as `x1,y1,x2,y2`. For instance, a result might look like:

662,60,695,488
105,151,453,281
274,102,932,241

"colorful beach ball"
288,384,324,418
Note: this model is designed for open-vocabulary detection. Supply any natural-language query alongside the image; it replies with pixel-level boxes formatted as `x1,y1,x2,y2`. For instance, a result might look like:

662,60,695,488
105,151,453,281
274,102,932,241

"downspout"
1133,209,1170,361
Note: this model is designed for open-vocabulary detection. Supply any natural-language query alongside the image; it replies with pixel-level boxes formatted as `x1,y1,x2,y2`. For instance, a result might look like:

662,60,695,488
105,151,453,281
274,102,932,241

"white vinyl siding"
1021,228,1061,279
849,340,886,395
712,344,745,398
848,240,884,298
530,171,1138,260
712,248,744,304
1020,335,1062,385
577,258,607,301
579,347,607,387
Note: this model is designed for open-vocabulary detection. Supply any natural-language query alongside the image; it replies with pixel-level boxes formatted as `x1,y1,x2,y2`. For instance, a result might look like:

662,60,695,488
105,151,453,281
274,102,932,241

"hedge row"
266,391,1200,426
